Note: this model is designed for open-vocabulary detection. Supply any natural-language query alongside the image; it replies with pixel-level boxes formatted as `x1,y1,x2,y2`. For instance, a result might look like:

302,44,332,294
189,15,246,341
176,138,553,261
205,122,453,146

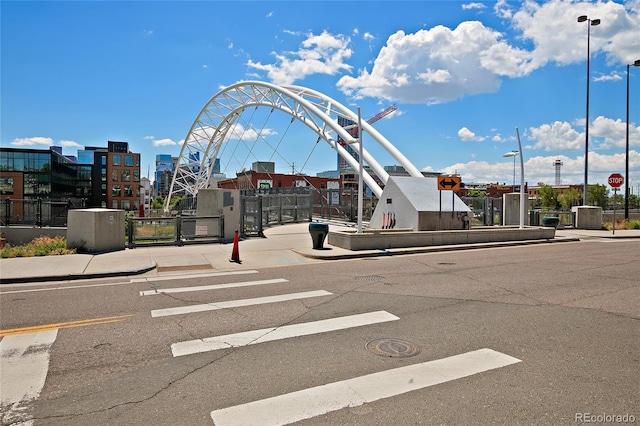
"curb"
294,237,581,260
0,265,157,285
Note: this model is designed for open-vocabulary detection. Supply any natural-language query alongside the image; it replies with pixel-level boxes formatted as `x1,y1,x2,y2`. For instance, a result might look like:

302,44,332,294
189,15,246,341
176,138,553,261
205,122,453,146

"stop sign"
608,173,624,188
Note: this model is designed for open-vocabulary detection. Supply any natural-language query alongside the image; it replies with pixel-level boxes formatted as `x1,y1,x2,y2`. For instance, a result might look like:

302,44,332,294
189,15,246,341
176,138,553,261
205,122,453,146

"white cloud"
528,121,583,151
462,3,486,11
337,22,532,104
228,123,277,141
11,136,53,147
60,140,83,148
458,127,485,142
591,115,640,149
511,0,640,67
527,116,640,152
417,68,451,84
363,32,374,42
437,154,594,186
152,138,178,147
337,0,639,104
440,160,511,183
247,30,353,85
266,11,274,18
593,72,622,82
494,0,513,19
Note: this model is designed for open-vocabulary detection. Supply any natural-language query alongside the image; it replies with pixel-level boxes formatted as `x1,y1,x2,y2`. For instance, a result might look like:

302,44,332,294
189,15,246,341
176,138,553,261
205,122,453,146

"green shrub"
0,236,76,258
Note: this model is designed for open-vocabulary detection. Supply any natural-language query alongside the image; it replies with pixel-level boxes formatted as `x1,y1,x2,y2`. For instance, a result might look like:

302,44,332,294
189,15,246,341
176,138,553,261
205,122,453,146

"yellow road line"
0,315,133,337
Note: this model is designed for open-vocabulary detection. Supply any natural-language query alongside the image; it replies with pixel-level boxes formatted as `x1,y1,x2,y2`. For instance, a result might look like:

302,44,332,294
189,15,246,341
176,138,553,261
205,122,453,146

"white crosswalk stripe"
171,310,400,357
150,290,333,318
0,330,58,426
140,278,288,296
131,270,259,283
210,348,522,426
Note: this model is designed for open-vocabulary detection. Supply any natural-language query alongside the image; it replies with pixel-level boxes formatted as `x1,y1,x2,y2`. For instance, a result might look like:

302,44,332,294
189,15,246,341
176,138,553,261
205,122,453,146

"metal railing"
2,197,85,228
461,197,503,226
238,187,378,237
529,210,575,227
126,215,224,247
240,192,312,237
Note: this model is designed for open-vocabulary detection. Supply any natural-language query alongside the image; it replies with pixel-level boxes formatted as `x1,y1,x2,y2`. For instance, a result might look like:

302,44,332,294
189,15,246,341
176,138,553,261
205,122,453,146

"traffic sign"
608,173,624,188
437,176,461,191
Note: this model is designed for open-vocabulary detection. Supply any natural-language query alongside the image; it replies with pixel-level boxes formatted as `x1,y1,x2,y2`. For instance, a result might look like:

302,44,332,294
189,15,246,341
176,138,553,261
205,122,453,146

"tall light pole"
625,59,640,220
357,106,364,234
578,15,600,206
503,150,519,189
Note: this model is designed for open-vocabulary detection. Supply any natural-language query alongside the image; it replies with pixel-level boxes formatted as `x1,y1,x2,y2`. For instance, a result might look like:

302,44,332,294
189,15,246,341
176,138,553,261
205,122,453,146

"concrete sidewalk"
0,223,638,284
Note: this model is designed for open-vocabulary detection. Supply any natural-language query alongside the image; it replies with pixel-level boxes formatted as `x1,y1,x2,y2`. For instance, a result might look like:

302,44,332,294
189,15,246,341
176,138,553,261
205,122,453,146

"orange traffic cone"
230,230,241,263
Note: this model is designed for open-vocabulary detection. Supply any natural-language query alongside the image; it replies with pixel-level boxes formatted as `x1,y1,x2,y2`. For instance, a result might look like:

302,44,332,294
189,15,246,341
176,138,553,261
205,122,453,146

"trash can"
541,216,560,228
308,222,329,249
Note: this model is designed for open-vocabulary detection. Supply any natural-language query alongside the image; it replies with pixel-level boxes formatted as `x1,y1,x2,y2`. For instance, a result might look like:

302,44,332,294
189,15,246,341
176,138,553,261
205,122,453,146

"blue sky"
2,0,640,191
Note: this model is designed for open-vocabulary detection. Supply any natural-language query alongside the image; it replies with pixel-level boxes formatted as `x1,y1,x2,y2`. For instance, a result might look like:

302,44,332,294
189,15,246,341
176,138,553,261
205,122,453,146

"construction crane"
337,105,397,171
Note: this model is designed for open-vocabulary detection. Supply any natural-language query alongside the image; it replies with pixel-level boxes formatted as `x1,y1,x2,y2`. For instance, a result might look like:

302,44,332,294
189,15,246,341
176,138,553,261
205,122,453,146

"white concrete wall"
370,177,470,231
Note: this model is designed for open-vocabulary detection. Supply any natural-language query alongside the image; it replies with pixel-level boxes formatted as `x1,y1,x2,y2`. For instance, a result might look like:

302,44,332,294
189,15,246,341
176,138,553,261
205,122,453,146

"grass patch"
1,236,76,258
603,219,640,231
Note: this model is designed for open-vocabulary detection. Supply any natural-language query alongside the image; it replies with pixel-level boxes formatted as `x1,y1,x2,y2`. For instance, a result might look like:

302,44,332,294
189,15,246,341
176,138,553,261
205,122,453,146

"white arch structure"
165,81,423,211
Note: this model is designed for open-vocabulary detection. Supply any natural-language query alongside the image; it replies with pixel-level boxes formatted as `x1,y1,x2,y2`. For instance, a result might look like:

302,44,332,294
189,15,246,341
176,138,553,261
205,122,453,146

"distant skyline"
2,0,640,191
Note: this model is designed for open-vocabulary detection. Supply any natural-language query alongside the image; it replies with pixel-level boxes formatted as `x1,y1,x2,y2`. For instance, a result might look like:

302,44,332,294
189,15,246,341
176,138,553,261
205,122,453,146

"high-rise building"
155,154,174,197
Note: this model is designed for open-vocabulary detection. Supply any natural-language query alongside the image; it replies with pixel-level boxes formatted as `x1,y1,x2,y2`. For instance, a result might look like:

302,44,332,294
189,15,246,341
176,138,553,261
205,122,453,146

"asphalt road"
1,239,638,425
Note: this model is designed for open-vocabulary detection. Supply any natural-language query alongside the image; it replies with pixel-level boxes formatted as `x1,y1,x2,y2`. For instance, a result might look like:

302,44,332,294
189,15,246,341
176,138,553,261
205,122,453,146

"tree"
558,187,582,211
467,189,488,197
537,185,558,209
151,196,164,209
609,192,624,209
170,195,184,207
588,184,608,207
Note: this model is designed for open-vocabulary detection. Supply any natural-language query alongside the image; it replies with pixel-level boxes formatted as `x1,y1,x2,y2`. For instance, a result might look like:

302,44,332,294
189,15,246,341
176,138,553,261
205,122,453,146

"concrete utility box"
196,188,240,243
503,193,523,226
369,176,471,231
67,208,125,253
572,206,602,230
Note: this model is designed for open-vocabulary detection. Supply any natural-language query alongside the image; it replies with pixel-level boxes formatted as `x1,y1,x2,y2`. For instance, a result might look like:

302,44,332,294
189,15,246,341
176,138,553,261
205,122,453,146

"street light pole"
357,106,364,234
625,59,640,220
503,150,519,190
516,127,525,229
578,15,600,206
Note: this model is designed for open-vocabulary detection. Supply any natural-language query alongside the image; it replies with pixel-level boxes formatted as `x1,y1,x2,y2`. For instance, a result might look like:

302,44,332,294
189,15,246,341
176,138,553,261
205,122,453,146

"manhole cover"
365,338,421,358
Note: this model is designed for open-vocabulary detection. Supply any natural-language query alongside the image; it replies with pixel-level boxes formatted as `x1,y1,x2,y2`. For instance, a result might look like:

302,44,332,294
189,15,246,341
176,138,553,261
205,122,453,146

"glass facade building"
0,147,92,201
0,141,140,213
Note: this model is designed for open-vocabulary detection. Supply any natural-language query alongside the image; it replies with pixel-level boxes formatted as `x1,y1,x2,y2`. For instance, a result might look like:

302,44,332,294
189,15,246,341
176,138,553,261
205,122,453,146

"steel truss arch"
165,81,423,211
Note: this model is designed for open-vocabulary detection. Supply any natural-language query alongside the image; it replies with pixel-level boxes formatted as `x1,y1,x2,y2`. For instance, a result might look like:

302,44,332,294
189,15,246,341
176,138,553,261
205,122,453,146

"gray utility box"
67,208,125,253
196,188,240,243
572,206,603,230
